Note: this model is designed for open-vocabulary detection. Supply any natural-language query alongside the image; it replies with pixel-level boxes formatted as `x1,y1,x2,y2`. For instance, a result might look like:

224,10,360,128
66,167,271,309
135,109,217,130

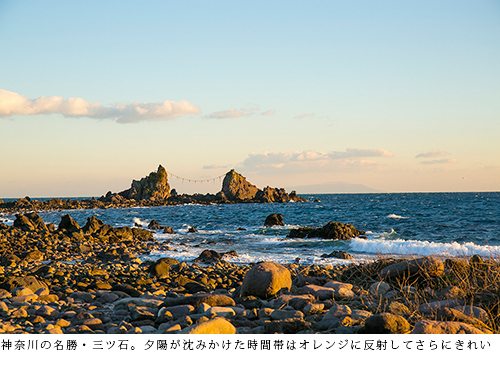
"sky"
1,0,499,197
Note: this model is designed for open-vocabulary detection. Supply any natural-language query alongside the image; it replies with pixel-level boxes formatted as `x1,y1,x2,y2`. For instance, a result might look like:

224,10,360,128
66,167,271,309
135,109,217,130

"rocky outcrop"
117,165,171,201
221,169,259,201
288,221,365,240
220,169,307,203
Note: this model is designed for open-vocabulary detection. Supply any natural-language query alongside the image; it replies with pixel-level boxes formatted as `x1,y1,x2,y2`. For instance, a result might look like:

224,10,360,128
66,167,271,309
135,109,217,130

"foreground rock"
241,262,292,299
0,215,498,334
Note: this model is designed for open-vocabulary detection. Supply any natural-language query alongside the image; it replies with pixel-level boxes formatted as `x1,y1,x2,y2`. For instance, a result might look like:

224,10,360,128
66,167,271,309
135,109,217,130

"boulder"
321,250,354,259
82,216,104,234
264,213,285,227
181,317,236,334
241,262,292,299
221,169,259,201
380,256,444,280
13,214,35,231
411,320,490,334
361,313,410,334
193,249,239,263
58,214,80,234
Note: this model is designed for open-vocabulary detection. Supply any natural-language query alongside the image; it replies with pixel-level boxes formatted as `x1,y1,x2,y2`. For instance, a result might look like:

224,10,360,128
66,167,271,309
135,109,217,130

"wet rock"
321,250,354,259
264,213,285,227
241,262,292,299
288,221,364,240
193,249,239,263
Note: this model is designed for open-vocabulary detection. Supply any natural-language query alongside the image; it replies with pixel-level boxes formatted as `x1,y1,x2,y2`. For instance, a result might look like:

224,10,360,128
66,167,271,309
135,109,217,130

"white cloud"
0,89,200,123
239,148,394,173
415,151,449,158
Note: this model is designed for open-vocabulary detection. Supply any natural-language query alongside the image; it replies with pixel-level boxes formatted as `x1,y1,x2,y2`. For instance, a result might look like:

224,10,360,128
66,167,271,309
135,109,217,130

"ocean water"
1,192,499,265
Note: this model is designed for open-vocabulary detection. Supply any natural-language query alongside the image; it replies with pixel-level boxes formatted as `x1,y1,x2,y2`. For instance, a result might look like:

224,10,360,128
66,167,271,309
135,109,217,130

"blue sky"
1,0,499,196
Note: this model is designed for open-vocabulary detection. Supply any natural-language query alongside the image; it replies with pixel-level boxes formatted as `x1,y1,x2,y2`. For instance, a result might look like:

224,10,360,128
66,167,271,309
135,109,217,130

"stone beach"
1,211,499,335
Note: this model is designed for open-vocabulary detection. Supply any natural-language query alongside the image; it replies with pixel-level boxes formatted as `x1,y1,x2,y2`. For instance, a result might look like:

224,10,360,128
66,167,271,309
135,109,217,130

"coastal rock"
193,249,238,263
321,250,354,259
181,317,236,334
241,262,292,299
301,285,335,300
361,313,411,334
58,214,80,234
13,214,35,231
264,213,285,227
221,169,259,201
118,165,171,201
288,221,364,240
380,256,444,280
255,187,289,203
410,320,489,334
82,216,104,234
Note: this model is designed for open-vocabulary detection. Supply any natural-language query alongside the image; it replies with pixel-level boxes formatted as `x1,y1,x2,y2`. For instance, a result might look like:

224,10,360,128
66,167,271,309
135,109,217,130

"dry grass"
335,253,500,333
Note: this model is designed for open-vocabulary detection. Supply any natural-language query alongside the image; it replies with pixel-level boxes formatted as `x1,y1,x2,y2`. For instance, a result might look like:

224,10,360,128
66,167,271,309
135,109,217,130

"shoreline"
1,213,498,334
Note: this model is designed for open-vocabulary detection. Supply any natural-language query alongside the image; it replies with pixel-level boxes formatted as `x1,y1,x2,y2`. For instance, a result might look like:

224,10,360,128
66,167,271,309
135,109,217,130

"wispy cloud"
239,148,394,173
420,158,457,165
260,109,276,116
293,113,315,120
0,89,200,123
202,164,229,170
205,104,260,119
415,151,449,158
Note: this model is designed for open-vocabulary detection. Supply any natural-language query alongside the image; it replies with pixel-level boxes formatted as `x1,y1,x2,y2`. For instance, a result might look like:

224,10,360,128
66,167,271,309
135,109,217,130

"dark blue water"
1,192,499,265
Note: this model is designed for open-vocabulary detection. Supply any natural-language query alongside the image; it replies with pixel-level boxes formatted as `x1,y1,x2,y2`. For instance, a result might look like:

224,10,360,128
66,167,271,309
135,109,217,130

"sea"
1,192,499,266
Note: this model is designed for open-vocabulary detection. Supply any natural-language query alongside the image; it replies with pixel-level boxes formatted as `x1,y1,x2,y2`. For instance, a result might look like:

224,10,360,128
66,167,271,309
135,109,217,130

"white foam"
132,217,149,227
386,214,408,219
350,238,500,258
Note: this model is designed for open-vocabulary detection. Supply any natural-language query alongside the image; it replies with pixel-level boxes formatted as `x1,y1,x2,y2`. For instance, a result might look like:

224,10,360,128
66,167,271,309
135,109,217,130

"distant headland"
0,165,306,212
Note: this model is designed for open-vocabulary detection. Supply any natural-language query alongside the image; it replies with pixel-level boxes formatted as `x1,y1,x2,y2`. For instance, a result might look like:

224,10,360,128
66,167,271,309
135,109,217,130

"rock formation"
220,169,306,203
117,165,171,201
220,169,259,201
